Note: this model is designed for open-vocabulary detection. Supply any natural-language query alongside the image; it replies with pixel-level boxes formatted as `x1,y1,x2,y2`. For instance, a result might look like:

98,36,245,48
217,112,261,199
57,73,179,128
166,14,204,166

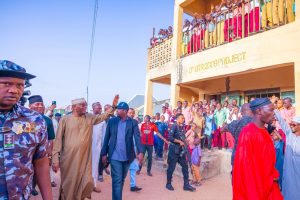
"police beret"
28,95,43,104
250,98,272,111
0,60,35,80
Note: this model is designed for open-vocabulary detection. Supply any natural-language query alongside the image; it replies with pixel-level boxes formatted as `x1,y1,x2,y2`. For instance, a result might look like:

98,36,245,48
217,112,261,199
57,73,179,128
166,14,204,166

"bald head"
241,103,253,117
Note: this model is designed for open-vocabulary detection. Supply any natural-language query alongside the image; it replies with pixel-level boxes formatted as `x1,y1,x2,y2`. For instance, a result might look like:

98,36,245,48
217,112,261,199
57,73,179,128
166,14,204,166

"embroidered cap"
0,60,36,79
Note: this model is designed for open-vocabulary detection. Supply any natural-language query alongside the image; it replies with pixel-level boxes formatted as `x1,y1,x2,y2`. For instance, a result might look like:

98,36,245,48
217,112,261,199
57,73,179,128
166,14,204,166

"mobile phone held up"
52,101,56,105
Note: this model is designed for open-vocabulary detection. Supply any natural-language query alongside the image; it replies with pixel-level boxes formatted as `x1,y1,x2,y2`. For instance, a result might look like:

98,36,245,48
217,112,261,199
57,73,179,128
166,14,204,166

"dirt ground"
32,167,232,200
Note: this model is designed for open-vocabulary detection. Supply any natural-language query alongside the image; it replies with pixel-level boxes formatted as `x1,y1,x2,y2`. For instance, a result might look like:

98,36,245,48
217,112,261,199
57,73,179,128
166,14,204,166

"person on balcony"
233,0,243,39
287,0,295,23
249,0,260,33
204,14,213,48
210,7,218,47
273,0,285,26
244,0,251,37
216,1,227,44
191,25,197,53
224,0,234,42
182,19,190,56
168,26,173,37
199,14,207,50
262,0,273,30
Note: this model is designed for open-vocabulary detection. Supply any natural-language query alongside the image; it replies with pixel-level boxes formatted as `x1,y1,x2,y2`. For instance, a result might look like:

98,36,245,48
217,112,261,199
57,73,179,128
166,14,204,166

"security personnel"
166,113,196,192
28,95,56,196
0,60,52,199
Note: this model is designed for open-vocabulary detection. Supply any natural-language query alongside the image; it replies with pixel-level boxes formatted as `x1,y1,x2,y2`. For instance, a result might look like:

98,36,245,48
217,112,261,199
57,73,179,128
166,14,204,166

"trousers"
166,144,189,186
139,144,153,173
110,160,130,200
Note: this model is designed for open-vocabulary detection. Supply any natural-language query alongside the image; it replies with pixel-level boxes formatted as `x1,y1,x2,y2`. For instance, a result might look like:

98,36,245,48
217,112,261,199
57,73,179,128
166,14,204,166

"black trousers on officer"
166,144,189,186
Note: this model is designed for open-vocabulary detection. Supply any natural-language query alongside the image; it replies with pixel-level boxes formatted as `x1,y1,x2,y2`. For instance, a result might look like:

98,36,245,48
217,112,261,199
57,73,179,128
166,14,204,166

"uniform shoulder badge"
24,122,32,133
30,122,36,133
12,122,24,135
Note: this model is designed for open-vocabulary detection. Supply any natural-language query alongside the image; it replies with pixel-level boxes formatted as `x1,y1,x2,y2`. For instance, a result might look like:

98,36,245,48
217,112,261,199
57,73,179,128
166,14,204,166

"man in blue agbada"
275,111,300,200
0,60,52,199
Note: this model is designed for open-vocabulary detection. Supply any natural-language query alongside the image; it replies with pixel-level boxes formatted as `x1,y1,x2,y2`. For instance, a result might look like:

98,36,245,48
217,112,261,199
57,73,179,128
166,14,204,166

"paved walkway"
32,167,232,200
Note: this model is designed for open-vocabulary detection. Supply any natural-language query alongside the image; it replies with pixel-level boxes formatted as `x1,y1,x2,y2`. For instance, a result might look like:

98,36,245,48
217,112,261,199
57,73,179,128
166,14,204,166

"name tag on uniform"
4,133,14,149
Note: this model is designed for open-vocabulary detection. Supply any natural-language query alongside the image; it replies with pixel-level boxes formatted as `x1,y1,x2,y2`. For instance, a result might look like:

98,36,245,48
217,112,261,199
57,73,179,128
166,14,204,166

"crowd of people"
181,0,296,56
150,26,173,47
0,59,299,200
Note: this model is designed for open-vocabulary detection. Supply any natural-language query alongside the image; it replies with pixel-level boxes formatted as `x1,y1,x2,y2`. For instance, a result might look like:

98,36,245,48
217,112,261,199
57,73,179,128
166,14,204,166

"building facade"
145,0,299,115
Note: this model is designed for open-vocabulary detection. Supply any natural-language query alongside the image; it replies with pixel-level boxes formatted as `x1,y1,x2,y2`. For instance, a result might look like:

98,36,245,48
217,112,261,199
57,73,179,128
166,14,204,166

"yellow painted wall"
145,0,300,115
184,65,294,94
179,86,199,103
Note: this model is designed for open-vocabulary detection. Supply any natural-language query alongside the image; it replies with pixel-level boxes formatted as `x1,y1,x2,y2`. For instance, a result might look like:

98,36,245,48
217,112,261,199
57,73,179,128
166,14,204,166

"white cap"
71,98,86,105
292,116,300,124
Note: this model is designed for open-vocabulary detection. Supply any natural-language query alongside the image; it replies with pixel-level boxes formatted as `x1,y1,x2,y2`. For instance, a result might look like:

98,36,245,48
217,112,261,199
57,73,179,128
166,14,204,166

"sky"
0,0,174,109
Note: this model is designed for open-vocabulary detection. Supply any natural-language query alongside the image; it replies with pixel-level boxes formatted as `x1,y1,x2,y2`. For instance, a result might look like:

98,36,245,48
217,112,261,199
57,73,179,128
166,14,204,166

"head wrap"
28,95,43,104
250,98,272,111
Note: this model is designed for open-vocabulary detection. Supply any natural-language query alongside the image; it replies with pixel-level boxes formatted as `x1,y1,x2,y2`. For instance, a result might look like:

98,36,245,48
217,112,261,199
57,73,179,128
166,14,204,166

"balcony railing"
181,0,296,57
148,36,172,69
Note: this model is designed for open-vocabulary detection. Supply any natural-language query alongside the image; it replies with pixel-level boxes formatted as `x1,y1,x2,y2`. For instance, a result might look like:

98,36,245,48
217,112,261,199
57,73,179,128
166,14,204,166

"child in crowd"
191,137,202,186
186,123,197,155
269,124,284,189
204,106,214,150
228,105,240,123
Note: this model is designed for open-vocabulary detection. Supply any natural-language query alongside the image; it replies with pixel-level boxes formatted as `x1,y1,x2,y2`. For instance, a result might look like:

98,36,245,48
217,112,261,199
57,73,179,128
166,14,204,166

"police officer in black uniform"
166,113,196,191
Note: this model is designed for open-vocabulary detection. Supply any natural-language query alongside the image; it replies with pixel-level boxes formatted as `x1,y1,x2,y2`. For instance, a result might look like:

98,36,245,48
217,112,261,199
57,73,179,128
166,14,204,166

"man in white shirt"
162,106,170,122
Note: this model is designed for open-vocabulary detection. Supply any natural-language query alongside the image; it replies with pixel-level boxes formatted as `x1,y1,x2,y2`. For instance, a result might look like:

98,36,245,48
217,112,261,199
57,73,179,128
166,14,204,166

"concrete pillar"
170,83,180,111
171,1,183,60
295,62,300,115
198,90,206,101
144,78,153,115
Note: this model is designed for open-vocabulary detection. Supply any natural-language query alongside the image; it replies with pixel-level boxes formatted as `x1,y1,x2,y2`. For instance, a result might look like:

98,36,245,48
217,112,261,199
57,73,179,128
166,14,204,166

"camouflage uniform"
0,104,48,200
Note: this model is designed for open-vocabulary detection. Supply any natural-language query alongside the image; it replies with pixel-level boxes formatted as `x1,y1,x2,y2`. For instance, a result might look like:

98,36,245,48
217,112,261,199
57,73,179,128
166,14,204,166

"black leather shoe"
183,184,196,192
130,186,142,192
147,172,153,176
31,189,39,196
166,183,174,191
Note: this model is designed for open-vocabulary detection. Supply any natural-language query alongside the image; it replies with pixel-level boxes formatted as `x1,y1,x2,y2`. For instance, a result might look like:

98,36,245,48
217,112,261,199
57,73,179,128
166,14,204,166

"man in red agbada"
233,98,283,200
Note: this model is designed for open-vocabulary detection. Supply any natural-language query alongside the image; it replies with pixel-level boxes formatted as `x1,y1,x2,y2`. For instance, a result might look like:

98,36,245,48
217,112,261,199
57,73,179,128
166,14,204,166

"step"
149,149,232,180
